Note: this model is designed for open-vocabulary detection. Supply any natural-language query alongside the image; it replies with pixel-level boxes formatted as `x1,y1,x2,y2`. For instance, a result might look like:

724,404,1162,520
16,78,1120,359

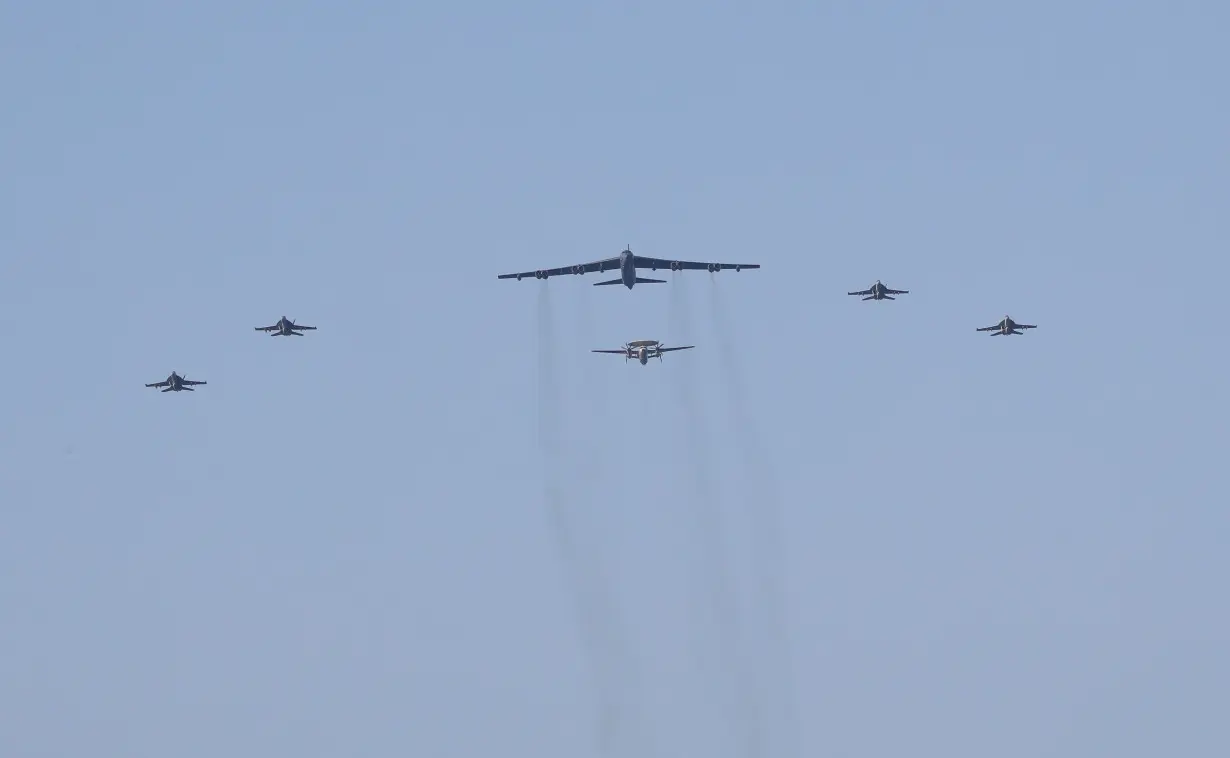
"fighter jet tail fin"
634,277,666,284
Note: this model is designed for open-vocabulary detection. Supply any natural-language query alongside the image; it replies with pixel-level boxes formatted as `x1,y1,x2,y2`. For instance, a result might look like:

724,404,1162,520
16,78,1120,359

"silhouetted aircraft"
498,246,761,289
145,371,207,392
848,280,908,300
976,315,1037,335
255,317,316,336
592,339,694,365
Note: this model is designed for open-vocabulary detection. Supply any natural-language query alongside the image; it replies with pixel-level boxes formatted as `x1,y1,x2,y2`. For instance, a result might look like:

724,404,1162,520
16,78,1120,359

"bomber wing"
499,256,622,280
633,255,760,273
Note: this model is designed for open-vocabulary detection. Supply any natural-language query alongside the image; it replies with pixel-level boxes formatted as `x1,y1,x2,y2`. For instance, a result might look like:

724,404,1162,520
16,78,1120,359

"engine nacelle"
572,265,583,274
735,265,741,272
516,274,523,280
536,270,548,279
671,261,681,271
707,263,716,272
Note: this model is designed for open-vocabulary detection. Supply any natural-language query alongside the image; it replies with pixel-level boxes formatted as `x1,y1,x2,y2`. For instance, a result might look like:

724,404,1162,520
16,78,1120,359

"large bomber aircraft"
976,315,1037,335
145,371,206,392
593,340,694,365
498,246,761,290
256,316,316,336
848,280,909,301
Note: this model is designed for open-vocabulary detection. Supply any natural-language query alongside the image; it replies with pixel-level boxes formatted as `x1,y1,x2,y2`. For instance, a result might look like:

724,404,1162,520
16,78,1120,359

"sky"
1,1,1228,756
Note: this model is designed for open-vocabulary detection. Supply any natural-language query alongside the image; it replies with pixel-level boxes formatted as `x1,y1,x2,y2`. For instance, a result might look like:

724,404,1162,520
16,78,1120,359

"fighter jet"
498,246,761,290
848,280,909,300
976,315,1037,335
592,340,694,365
145,371,207,392
255,316,316,336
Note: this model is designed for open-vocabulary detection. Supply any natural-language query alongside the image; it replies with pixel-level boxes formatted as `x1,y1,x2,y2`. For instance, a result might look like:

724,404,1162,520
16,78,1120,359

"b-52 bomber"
848,280,909,300
498,246,761,290
976,315,1037,335
593,339,694,365
255,316,316,336
145,371,207,392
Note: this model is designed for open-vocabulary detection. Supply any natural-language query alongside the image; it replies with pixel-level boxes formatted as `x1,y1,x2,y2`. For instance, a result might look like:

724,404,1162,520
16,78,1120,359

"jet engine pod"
516,274,523,280
735,265,741,272
572,265,583,274
707,263,716,272
535,270,545,279
671,261,681,271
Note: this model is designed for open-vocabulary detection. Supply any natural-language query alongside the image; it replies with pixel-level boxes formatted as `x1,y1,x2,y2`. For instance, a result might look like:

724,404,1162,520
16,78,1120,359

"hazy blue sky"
2,2,1227,756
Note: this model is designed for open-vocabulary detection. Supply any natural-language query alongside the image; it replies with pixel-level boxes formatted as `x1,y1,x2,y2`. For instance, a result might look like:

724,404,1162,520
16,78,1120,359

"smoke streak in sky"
668,275,765,758
707,282,801,758
536,285,645,757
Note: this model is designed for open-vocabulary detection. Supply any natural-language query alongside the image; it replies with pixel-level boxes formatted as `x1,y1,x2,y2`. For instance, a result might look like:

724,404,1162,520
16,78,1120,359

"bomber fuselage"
620,250,636,289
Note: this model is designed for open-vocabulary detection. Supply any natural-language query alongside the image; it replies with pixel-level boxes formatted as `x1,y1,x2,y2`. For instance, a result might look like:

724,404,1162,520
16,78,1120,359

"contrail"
537,285,646,757
668,275,764,758
706,281,801,758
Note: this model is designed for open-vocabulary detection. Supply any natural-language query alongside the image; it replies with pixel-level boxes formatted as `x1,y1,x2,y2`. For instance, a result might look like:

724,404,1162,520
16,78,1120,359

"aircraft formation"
143,316,316,392
497,247,1037,364
146,248,1037,391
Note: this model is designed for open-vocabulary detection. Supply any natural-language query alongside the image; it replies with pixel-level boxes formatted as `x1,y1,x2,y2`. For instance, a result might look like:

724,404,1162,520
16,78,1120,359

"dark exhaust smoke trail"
537,285,644,757
668,276,764,758
706,282,801,758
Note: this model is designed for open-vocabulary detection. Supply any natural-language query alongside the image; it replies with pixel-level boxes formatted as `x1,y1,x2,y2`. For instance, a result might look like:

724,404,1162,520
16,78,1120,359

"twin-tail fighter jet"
848,280,909,300
976,315,1037,335
145,371,206,392
498,246,761,290
593,340,694,365
255,316,316,336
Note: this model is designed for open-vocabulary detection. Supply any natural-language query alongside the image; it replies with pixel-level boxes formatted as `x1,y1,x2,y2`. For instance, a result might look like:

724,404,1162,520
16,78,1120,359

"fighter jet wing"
633,256,760,272
291,324,317,330
847,288,873,296
1015,324,1037,329
976,324,1002,331
498,256,621,280
182,379,207,385
255,324,279,331
145,380,170,387
657,346,695,352
884,287,909,294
